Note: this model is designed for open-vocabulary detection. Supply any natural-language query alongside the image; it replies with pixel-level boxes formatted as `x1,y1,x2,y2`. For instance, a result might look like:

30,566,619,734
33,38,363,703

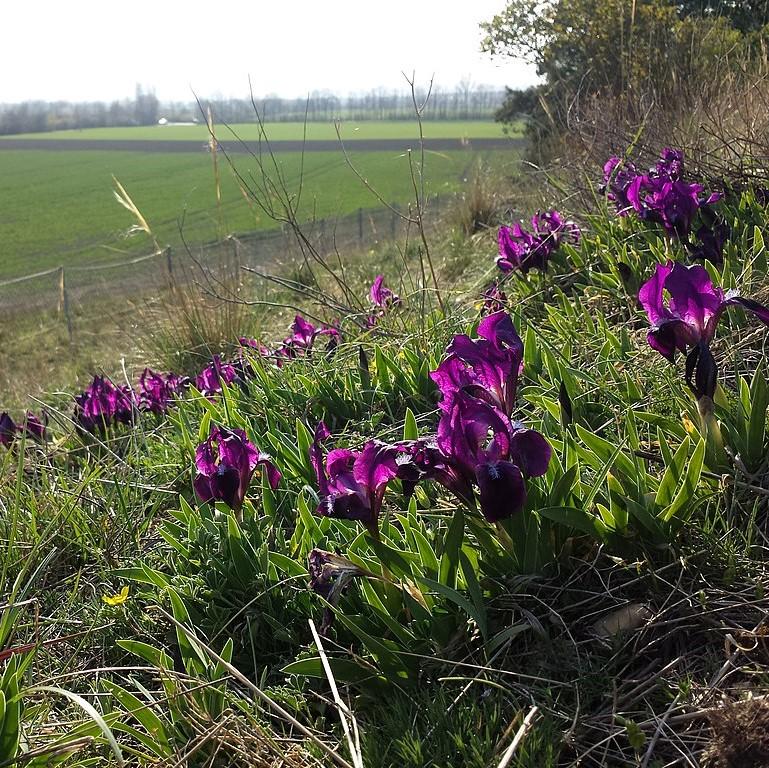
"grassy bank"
1,149,769,767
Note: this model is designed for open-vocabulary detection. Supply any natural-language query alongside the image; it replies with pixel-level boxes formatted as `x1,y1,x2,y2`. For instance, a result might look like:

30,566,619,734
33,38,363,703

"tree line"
0,84,507,135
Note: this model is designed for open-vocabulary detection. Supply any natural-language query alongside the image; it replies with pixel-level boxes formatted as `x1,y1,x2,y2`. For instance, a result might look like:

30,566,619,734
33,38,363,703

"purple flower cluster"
74,369,188,432
195,355,238,397
240,315,340,367
75,375,138,432
603,149,727,258
308,312,551,531
639,261,769,403
422,312,551,521
497,210,581,274
310,421,416,536
0,411,47,448
193,425,280,513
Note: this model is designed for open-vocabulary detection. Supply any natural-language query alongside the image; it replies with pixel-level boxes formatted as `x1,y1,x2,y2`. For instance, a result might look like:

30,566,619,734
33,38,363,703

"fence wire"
0,196,451,335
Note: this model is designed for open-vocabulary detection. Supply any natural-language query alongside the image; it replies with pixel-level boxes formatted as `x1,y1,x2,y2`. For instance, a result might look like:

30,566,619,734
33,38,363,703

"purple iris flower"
75,376,136,432
369,275,401,308
602,156,640,215
310,422,415,536
481,282,507,314
628,177,719,240
367,275,401,327
655,148,684,180
21,411,47,442
431,311,523,417
195,355,237,397
497,210,580,274
423,311,552,522
0,413,17,448
193,425,281,513
639,261,769,400
603,148,722,240
286,315,339,351
531,210,581,248
137,368,185,414
274,315,340,359
435,391,551,522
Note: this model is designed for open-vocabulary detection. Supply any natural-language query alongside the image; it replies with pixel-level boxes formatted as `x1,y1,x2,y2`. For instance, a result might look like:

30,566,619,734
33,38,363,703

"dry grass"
705,699,769,768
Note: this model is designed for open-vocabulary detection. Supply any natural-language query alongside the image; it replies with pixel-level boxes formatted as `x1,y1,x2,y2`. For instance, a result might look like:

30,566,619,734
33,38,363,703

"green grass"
0,147,515,279
4,154,768,766
0,119,517,142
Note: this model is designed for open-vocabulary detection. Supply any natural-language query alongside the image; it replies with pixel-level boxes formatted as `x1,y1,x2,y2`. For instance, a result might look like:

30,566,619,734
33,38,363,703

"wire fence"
0,195,453,337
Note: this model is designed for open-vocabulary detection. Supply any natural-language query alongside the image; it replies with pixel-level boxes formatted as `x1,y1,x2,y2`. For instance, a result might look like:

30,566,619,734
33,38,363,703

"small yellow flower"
102,586,130,606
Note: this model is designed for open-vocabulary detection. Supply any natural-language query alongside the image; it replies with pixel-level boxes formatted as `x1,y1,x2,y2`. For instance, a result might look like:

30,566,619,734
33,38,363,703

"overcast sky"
2,1,535,103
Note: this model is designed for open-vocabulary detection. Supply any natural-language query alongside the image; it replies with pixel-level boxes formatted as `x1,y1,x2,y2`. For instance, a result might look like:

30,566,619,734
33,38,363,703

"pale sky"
1,0,535,103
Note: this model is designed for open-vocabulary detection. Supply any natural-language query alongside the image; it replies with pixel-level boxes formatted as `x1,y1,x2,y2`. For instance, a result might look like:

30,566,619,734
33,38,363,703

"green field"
0,146,517,280
0,120,517,142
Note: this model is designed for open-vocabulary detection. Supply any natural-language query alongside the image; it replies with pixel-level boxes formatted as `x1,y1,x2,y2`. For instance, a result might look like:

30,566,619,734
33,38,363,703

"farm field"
0,119,518,142
0,145,517,280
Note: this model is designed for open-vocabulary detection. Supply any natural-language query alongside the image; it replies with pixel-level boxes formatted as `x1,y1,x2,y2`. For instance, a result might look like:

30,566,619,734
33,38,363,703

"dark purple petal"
258,458,282,490
647,321,694,362
478,311,524,356
508,426,552,478
193,473,216,504
369,275,400,308
22,411,47,442
475,460,526,522
193,425,270,512
0,413,17,448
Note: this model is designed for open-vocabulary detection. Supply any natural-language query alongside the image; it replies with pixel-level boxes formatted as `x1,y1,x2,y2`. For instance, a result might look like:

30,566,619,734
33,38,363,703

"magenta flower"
310,422,415,535
602,155,640,215
193,425,280,512
431,311,523,417
21,411,47,442
435,392,551,522
0,413,17,448
497,210,580,274
627,177,719,240
137,368,185,414
603,148,722,241
639,261,769,399
497,221,547,273
481,282,507,314
369,275,401,308
367,275,401,327
195,355,237,397
424,312,551,522
75,376,136,432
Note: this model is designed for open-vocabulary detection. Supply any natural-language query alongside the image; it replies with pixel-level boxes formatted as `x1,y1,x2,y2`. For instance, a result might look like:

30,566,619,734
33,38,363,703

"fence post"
59,266,73,342
358,207,364,243
165,247,174,282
